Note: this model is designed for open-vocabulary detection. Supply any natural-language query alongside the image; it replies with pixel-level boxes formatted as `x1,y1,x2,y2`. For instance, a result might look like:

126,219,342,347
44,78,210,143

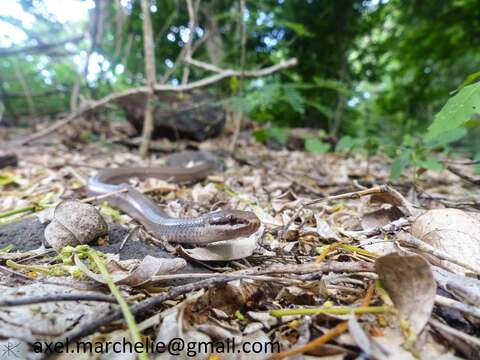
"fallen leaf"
361,206,404,230
411,208,480,275
75,254,186,287
44,200,108,251
375,253,436,335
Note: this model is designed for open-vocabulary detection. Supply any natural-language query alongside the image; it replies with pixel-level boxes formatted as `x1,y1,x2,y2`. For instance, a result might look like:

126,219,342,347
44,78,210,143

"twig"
272,283,375,359
0,263,36,281
243,261,375,276
435,294,480,319
270,305,388,317
429,318,480,347
81,188,128,203
397,231,480,275
54,275,248,344
447,166,480,185
181,0,198,84
152,272,303,285
119,225,140,251
0,293,116,307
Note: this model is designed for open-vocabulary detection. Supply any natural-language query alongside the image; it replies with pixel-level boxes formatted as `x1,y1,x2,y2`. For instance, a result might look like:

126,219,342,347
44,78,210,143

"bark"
139,0,157,158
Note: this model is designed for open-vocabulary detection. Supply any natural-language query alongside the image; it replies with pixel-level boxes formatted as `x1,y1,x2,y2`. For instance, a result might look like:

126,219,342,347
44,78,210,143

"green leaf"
229,76,239,93
235,310,246,321
452,71,480,94
425,82,480,141
0,174,15,187
390,152,411,181
424,127,467,148
335,136,355,152
253,127,287,144
305,100,335,119
305,138,331,154
402,134,416,148
418,157,443,171
281,21,314,37
283,86,305,114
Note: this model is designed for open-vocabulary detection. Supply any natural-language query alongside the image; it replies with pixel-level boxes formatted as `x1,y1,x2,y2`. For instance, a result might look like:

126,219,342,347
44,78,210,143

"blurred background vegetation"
0,0,479,175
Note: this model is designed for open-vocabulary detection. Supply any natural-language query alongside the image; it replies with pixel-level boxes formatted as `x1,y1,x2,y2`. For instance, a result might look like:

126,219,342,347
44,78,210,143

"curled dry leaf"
361,206,404,231
375,253,436,335
183,224,263,261
411,208,480,275
191,182,218,204
75,254,186,287
314,213,341,242
44,200,108,251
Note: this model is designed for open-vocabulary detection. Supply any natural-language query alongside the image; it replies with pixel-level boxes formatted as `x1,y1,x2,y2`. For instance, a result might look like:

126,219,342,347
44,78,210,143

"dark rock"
117,92,226,141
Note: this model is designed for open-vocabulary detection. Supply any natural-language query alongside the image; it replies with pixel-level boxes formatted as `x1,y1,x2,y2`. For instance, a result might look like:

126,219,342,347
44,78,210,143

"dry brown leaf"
44,200,108,251
191,182,218,204
375,253,436,335
74,254,186,287
314,214,341,242
361,206,404,230
411,208,480,275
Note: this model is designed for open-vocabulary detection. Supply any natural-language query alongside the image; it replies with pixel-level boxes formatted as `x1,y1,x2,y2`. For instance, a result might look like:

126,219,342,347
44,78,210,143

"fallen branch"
16,58,297,146
447,166,480,185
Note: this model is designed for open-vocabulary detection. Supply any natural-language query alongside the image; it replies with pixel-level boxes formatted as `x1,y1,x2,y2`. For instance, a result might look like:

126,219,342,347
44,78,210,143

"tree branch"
0,35,84,57
15,58,297,146
139,0,157,158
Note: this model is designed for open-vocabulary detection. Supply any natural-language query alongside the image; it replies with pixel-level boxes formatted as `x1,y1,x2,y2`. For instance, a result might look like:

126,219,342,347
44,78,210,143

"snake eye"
209,214,248,227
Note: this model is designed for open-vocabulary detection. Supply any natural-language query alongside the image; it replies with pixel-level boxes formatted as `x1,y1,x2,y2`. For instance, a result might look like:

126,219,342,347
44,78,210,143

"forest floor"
0,121,479,359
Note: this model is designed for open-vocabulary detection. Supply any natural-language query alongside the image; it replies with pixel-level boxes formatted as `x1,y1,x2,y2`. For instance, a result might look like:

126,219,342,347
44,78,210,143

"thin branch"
139,0,157,158
0,293,117,307
0,35,84,56
181,0,198,84
229,0,247,152
185,57,224,73
447,166,480,185
15,58,297,145
12,60,35,115
54,275,247,344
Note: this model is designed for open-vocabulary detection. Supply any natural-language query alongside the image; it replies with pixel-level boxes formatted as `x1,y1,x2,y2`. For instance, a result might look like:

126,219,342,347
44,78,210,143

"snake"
87,162,261,244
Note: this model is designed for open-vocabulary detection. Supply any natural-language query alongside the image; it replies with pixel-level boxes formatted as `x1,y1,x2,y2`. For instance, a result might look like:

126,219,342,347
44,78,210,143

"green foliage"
1,0,479,170
389,135,445,181
305,138,330,154
426,82,480,141
253,126,287,144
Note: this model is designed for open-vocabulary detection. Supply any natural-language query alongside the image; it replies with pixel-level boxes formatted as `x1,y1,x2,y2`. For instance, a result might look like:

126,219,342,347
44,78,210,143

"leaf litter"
0,127,479,358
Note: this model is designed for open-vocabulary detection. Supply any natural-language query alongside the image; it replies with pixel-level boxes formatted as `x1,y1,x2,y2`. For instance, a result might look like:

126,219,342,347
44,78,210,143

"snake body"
87,163,260,244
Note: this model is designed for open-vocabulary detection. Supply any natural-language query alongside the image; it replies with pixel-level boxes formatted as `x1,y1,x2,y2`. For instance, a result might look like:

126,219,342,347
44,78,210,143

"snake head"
206,210,261,241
